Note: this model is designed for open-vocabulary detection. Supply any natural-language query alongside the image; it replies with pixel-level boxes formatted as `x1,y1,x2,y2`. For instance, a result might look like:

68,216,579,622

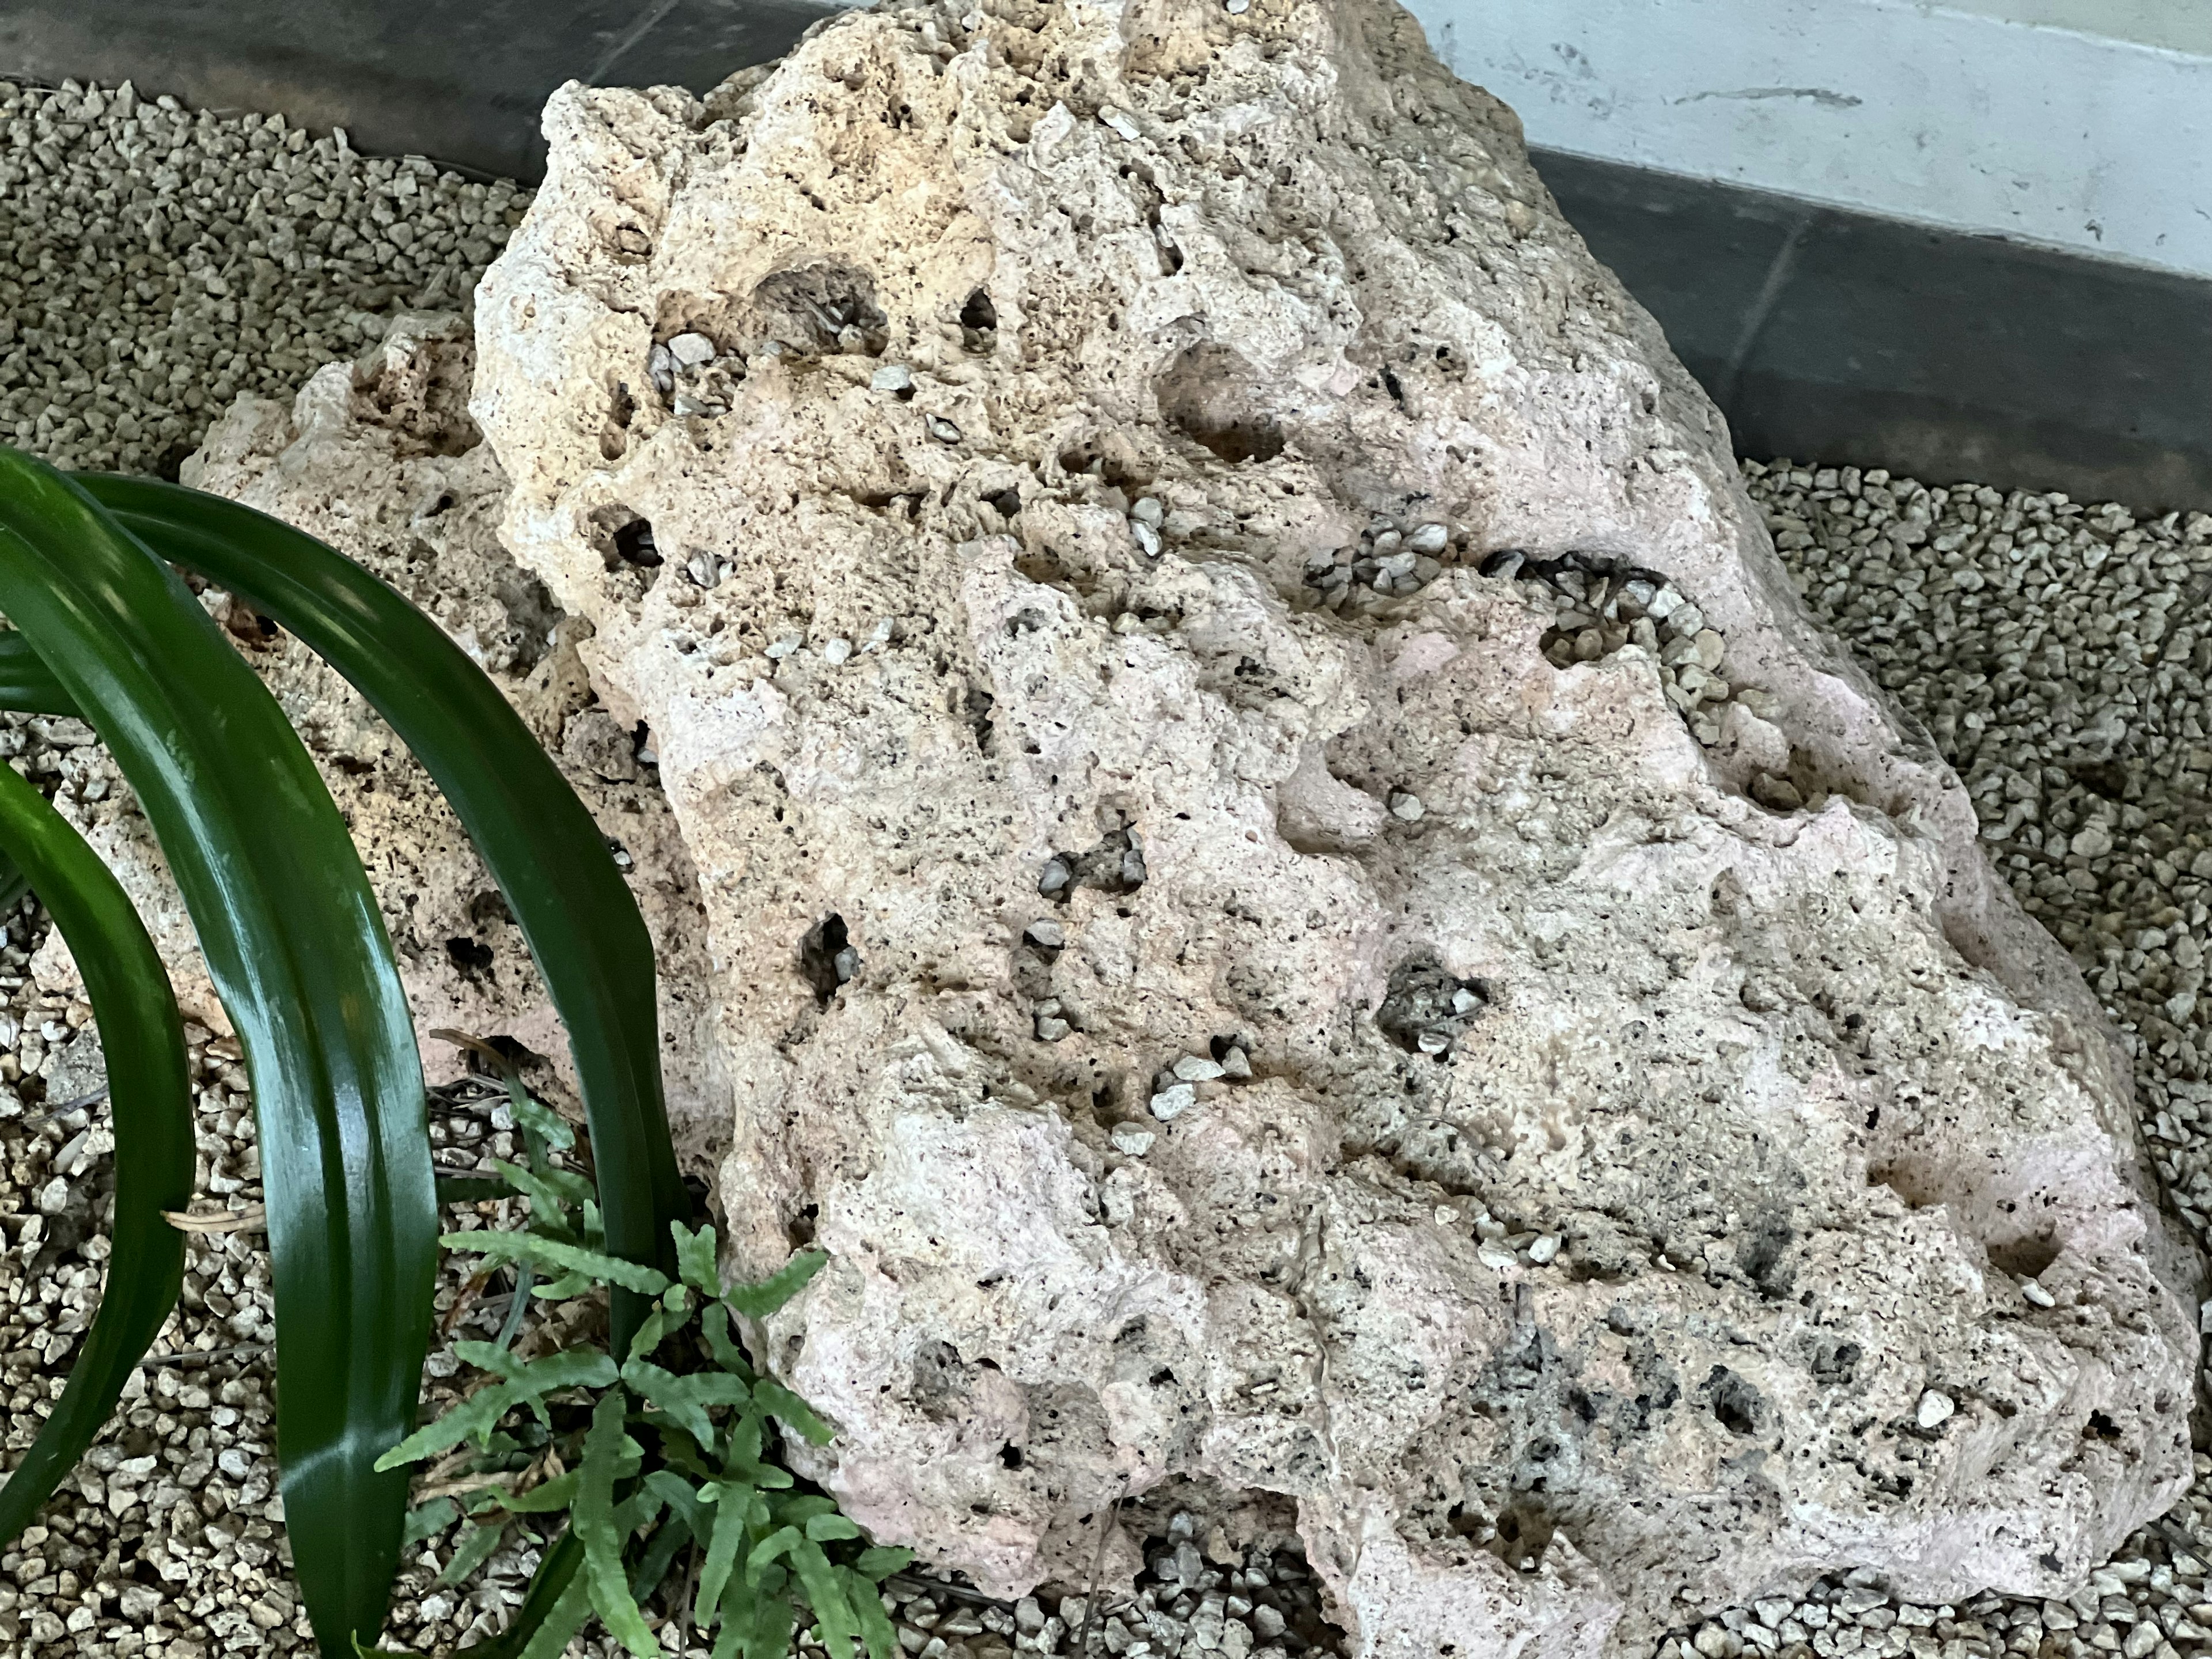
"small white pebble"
864,617,896,650
1131,497,1165,528
1112,1122,1157,1156
1916,1389,1955,1429
766,633,804,659
1132,520,1162,557
870,363,914,393
1100,108,1142,141
926,413,964,444
1477,1241,1518,1271
1035,1016,1071,1043
1025,919,1066,948
1226,0,1250,16
822,637,853,666
1149,1082,1196,1121
1389,791,1425,821
1220,1046,1252,1078
1407,522,1449,554
668,331,717,367
1450,986,1482,1015
2025,1279,2056,1308
1173,1054,1224,1082
1527,1233,1561,1264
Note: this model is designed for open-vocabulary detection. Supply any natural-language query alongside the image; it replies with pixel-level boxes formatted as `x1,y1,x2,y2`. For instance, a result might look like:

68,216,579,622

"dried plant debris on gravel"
4,66,2212,1659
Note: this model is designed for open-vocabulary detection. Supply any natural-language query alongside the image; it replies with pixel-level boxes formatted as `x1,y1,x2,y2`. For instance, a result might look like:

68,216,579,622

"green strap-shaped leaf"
491,1157,595,1222
696,1480,760,1628
78,474,690,1354
445,1228,673,1296
374,1348,618,1470
754,1380,835,1446
578,1390,660,1659
850,1564,900,1659
0,762,194,1542
624,1359,751,1453
517,1565,596,1659
855,1546,914,1581
403,1498,461,1547
630,1510,692,1604
0,448,437,1654
700,1305,755,1381
435,1173,514,1209
723,1249,828,1320
643,1469,715,1546
790,1536,861,1659
0,629,75,713
436,1519,512,1589
458,1529,584,1659
498,1471,583,1514
0,850,29,914
747,1524,803,1588
673,1219,724,1298
715,1565,793,1659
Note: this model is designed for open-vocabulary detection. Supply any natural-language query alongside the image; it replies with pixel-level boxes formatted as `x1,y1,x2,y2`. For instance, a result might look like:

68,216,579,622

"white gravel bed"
0,74,526,477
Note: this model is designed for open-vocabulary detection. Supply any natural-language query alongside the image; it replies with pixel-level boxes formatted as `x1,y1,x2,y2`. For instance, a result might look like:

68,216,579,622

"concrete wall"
1411,0,2212,277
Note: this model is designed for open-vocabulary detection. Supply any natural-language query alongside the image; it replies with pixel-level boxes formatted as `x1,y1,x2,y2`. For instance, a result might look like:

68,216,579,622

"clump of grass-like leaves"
380,1051,902,1659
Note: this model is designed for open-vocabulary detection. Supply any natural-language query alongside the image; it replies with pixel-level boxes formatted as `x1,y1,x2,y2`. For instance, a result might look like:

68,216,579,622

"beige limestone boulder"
468,0,2205,1653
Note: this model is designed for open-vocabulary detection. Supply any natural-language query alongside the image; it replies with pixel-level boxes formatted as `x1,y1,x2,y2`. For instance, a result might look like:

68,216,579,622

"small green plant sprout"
377,1044,907,1659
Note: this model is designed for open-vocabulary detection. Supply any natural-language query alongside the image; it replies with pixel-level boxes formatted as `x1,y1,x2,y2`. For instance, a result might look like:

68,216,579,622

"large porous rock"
471,0,2203,1651
39,314,719,1146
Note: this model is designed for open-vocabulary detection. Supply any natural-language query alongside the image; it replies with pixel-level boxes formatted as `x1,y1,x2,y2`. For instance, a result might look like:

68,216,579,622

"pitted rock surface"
39,313,719,1149
468,1,2203,1653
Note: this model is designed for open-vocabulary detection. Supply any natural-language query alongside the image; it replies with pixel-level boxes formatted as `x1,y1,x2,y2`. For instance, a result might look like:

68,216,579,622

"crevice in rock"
1374,957,1488,1057
1154,343,1285,465
798,912,859,1005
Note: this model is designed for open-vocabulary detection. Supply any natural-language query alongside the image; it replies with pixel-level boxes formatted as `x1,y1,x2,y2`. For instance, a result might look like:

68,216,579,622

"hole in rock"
748,260,887,357
1374,957,1488,1057
1867,1160,1941,1209
998,1443,1024,1469
1737,1208,1796,1300
1703,1366,1763,1437
1810,1340,1861,1388
1154,343,1285,464
445,936,496,980
468,889,515,929
963,684,997,754
1487,1500,1556,1573
1986,1232,2062,1280
799,913,859,1005
1038,821,1147,904
613,519,661,567
1111,1479,1339,1649
2085,1411,2122,1441
960,287,998,351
